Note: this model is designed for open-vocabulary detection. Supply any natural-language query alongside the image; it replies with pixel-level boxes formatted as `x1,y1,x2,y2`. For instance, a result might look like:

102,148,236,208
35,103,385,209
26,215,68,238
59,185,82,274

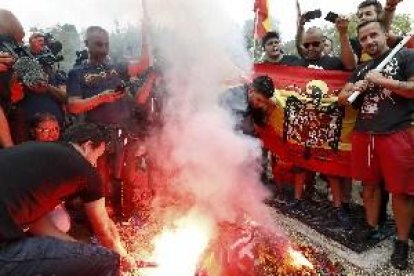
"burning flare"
141,210,215,276
287,247,314,269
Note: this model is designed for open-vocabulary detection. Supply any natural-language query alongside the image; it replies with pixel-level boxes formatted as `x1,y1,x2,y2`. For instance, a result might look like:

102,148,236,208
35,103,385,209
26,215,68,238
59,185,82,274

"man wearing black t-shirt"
299,27,354,71
339,20,414,270
0,123,136,275
260,31,302,66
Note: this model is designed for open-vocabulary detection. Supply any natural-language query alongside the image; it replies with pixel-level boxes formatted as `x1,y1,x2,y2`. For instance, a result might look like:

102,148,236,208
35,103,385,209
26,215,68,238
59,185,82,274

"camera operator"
0,9,26,147
12,32,67,143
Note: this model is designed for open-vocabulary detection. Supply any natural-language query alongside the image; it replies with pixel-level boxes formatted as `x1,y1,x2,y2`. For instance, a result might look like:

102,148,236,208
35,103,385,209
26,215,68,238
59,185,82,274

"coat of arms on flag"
254,64,357,177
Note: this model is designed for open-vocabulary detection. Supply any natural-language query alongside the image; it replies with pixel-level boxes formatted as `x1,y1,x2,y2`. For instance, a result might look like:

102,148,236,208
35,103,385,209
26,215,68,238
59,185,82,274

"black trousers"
0,236,119,276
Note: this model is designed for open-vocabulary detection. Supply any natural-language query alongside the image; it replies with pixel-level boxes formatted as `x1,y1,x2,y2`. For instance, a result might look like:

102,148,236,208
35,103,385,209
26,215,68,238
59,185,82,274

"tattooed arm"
365,70,414,99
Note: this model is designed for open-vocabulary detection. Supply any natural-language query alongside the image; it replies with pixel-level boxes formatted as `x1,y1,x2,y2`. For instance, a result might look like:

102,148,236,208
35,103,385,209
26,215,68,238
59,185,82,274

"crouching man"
0,123,136,275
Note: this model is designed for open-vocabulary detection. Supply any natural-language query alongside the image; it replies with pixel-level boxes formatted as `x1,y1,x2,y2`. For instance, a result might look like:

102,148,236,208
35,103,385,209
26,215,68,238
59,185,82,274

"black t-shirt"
261,54,303,66
350,36,403,64
18,92,65,126
349,48,414,133
0,142,103,242
299,55,345,70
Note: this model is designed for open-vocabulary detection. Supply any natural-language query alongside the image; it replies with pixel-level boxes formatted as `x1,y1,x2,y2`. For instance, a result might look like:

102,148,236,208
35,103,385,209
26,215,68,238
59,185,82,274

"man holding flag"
339,20,414,270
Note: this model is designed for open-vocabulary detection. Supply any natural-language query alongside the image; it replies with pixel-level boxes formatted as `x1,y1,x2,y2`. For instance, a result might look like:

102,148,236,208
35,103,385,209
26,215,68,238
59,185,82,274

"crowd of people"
255,0,413,271
0,8,149,275
0,0,412,274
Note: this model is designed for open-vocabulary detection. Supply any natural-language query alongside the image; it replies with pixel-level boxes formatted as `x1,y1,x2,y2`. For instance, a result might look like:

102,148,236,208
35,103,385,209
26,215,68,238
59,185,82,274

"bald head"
0,9,24,43
84,26,109,63
301,27,325,61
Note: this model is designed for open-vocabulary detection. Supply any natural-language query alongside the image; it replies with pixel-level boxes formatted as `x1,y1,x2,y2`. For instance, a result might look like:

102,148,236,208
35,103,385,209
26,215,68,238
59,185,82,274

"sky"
1,0,413,41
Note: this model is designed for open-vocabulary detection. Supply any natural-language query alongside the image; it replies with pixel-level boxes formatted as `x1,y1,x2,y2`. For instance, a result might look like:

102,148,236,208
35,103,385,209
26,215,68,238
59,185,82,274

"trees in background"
244,13,412,59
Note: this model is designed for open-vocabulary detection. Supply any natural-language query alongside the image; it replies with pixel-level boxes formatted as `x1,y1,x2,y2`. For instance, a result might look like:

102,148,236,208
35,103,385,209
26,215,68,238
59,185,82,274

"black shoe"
409,226,414,241
286,199,305,214
341,203,351,214
390,239,409,270
335,207,352,230
351,224,380,243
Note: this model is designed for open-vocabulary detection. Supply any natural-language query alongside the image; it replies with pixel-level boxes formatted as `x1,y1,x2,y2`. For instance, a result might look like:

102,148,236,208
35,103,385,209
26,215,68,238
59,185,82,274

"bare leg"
341,178,352,204
327,176,342,208
294,171,307,200
362,184,381,227
392,194,413,241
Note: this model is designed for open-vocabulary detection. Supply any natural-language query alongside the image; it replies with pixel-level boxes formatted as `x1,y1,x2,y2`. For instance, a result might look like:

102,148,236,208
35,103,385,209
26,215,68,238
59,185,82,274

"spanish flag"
254,0,271,40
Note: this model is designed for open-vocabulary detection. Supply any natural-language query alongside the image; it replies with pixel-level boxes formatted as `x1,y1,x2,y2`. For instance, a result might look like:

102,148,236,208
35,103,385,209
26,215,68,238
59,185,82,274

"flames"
140,210,215,276
286,247,314,270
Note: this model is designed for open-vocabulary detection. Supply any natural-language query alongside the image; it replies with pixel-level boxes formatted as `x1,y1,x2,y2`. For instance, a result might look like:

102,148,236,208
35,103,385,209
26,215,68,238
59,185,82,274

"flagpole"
253,9,260,61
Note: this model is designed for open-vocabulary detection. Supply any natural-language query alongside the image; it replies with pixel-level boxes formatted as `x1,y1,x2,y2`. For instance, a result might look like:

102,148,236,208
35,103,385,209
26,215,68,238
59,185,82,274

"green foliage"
49,24,81,72
391,14,413,35
298,13,412,58
246,12,411,61
109,22,142,64
27,24,81,72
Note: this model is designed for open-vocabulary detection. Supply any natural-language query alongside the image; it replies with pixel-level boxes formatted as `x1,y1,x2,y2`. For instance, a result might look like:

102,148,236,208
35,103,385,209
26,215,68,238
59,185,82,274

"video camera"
74,49,88,66
34,33,64,66
0,35,48,86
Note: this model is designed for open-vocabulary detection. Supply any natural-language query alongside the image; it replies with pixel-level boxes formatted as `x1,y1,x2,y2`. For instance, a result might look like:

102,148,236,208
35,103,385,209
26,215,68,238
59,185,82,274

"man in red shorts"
339,19,414,270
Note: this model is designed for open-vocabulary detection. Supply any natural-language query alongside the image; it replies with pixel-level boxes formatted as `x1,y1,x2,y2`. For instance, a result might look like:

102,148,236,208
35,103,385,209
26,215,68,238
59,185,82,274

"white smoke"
146,0,277,229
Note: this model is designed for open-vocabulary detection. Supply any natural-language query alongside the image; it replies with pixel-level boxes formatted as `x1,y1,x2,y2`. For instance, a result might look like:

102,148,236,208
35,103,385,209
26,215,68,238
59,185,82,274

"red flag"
253,0,271,40
254,64,354,178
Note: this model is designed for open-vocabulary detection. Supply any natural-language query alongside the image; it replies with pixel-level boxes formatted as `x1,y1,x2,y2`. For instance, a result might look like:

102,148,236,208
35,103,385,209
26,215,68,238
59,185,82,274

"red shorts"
352,128,414,195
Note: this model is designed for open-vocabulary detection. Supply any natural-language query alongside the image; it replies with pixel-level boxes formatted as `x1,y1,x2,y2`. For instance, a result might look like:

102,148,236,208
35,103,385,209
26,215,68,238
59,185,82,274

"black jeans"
0,236,119,276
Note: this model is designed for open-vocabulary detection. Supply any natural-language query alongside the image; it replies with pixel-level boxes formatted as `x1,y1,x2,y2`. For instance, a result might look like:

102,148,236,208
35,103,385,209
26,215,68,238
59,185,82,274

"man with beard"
12,32,67,144
0,123,136,275
338,20,414,270
352,0,406,64
260,31,302,66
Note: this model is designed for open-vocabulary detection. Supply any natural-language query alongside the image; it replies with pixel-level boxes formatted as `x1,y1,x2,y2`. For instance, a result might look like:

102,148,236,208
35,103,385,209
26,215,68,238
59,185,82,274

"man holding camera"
296,10,356,70
11,32,67,144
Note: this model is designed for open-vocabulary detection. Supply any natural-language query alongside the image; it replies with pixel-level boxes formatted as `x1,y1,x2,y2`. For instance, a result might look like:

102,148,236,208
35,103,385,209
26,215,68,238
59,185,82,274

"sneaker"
390,239,409,270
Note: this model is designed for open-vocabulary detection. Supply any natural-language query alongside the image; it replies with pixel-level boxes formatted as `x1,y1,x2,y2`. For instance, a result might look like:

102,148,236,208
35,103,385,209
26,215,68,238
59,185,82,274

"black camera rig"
33,33,64,67
0,35,47,86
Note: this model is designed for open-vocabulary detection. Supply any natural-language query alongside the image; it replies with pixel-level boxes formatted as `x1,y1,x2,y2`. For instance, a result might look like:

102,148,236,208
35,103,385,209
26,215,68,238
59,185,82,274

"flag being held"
254,0,271,40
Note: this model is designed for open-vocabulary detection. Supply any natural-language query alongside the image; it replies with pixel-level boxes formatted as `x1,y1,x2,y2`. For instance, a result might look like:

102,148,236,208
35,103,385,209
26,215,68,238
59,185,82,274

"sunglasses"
303,41,321,49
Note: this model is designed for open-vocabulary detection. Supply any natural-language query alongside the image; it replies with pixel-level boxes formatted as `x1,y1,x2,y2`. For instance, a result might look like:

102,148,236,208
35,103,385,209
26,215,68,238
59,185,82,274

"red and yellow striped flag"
254,0,271,40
